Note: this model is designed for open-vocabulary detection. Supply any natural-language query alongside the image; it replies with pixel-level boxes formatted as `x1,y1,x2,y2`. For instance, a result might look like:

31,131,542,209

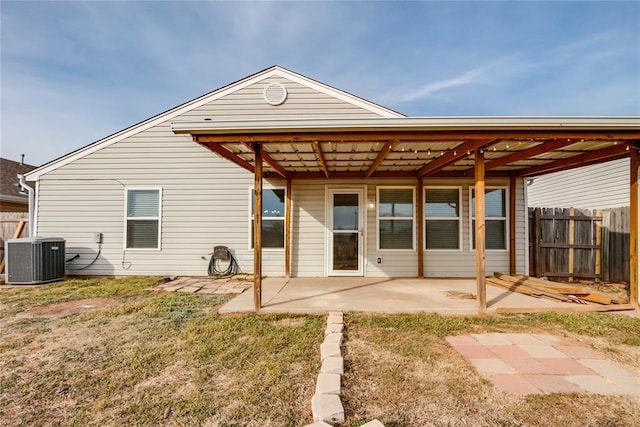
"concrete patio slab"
219,277,578,314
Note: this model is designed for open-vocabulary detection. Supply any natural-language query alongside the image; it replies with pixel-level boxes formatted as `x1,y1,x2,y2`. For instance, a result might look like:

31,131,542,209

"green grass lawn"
0,277,323,426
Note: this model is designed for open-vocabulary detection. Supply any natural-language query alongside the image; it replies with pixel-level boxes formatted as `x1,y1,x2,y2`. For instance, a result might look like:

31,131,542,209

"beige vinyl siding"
422,178,526,278
177,77,384,121
290,178,526,278
527,158,629,209
35,74,384,277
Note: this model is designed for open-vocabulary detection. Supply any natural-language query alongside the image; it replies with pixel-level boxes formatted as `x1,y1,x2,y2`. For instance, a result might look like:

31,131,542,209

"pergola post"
475,149,487,313
509,175,517,275
285,175,292,279
417,177,424,277
253,143,263,312
630,143,639,312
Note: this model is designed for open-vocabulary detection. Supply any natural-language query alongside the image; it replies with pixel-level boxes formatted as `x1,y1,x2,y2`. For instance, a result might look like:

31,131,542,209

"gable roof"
25,66,404,181
1,158,37,202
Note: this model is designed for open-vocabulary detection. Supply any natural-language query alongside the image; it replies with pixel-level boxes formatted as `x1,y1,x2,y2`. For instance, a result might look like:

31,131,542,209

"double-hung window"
250,188,285,249
425,187,461,250
377,187,414,250
126,188,161,249
471,187,507,250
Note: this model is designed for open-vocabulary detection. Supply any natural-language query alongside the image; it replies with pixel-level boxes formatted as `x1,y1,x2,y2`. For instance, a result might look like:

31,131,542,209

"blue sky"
2,1,639,166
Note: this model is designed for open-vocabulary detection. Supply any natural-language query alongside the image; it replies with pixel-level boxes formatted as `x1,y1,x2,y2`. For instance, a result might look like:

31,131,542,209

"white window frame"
248,186,286,251
469,186,508,252
424,186,462,252
376,186,416,251
124,187,162,251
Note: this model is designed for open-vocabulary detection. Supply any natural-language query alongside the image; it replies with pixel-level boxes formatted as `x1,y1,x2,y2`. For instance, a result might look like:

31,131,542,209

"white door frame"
326,186,366,276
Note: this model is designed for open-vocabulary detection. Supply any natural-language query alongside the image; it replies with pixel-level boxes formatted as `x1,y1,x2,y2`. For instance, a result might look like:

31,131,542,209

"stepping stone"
321,356,344,375
320,342,341,360
311,394,344,424
303,423,332,427
361,420,385,427
315,373,341,395
325,323,344,335
324,333,343,345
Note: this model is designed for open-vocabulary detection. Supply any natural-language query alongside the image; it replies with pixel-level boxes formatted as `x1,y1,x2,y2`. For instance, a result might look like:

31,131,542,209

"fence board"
529,206,629,283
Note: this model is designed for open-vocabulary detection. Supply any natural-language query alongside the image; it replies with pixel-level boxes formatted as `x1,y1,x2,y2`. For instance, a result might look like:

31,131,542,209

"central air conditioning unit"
5,237,66,284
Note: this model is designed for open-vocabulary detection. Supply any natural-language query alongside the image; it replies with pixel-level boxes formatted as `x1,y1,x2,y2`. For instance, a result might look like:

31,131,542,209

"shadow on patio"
218,277,576,314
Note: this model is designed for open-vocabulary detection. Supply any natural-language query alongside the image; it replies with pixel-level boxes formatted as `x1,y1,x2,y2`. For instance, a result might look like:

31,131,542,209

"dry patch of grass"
0,277,323,426
342,313,640,427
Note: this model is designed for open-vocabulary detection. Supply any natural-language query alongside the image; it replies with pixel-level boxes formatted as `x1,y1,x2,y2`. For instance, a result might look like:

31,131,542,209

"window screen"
471,188,507,250
126,189,160,249
425,188,461,250
378,188,414,250
251,188,285,248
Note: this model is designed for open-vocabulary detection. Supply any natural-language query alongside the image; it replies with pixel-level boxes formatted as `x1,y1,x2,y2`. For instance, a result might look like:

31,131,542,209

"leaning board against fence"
528,206,629,283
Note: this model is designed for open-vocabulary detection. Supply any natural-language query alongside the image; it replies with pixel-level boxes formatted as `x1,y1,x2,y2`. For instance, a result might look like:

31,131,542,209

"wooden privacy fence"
528,206,630,283
0,212,29,273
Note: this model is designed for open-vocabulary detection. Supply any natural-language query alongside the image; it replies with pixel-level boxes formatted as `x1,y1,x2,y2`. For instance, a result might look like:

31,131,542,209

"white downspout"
17,174,35,237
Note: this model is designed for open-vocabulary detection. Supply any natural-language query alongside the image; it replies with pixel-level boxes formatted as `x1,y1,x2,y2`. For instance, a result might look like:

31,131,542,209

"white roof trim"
173,116,640,135
25,66,402,181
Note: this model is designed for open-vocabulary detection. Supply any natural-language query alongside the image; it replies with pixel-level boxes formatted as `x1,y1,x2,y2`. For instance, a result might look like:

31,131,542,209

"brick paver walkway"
154,277,251,295
447,333,640,396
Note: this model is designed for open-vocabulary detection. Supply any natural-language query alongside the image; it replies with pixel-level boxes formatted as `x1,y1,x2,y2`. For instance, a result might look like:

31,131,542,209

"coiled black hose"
207,251,240,277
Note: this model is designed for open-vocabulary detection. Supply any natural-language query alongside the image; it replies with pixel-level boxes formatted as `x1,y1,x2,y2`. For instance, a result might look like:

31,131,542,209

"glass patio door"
328,188,364,276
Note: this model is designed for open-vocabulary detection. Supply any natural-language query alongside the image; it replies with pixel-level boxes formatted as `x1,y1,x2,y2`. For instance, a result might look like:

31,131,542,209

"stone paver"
578,359,636,379
316,373,341,395
324,332,343,345
448,332,640,397
311,394,345,424
470,358,517,375
325,323,344,334
321,356,344,375
519,343,566,359
564,375,624,395
320,342,341,360
361,420,385,427
471,333,513,346
489,375,542,395
525,375,583,393
486,345,532,360
151,277,251,295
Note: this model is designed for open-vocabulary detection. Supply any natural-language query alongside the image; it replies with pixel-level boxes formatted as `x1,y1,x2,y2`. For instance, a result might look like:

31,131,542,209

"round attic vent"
263,82,287,106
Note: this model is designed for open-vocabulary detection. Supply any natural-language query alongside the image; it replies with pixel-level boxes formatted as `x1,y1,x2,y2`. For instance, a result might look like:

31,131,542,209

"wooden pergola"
172,117,640,313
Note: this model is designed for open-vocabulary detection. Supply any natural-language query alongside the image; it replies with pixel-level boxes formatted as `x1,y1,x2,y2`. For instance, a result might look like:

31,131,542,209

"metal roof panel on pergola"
172,116,640,179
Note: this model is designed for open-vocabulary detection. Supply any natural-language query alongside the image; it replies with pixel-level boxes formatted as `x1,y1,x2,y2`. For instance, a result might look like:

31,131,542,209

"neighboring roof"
1,158,37,203
173,116,640,179
25,66,404,181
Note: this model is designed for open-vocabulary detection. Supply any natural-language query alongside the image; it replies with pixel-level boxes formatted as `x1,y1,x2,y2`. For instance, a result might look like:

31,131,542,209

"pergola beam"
485,140,579,170
517,144,629,177
416,139,495,177
366,140,396,177
199,141,254,173
312,141,330,178
195,131,640,144
243,142,288,178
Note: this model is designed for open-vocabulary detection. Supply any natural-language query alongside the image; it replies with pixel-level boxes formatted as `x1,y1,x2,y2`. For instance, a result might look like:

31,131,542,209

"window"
126,188,161,249
471,187,507,250
377,187,414,250
425,187,461,250
250,188,285,249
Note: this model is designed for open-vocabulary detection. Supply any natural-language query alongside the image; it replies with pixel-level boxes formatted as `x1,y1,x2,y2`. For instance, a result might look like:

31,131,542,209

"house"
23,66,640,311
527,158,629,209
1,157,36,213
